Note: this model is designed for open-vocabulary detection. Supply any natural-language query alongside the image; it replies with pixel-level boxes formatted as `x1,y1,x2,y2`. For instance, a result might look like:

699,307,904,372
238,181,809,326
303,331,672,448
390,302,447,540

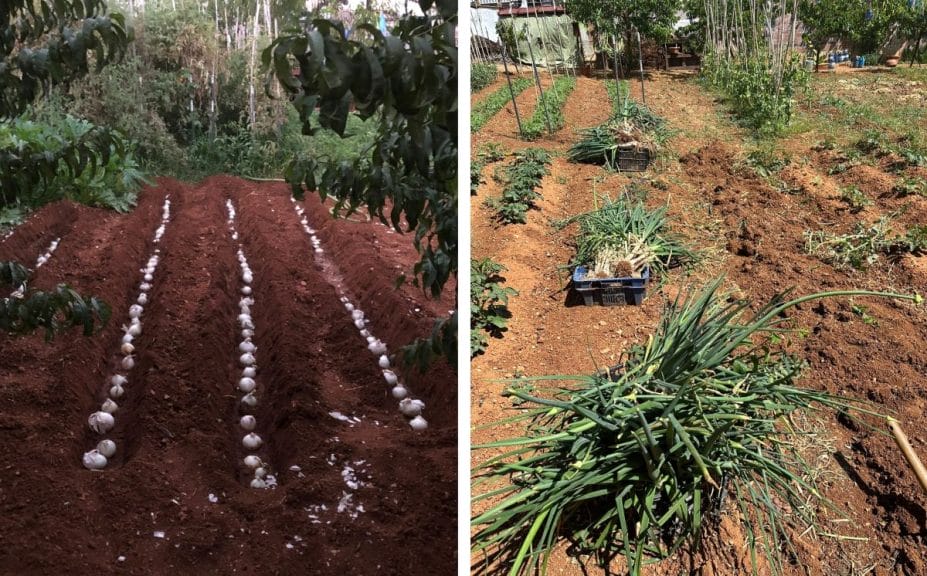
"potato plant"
471,258,518,357
484,149,551,224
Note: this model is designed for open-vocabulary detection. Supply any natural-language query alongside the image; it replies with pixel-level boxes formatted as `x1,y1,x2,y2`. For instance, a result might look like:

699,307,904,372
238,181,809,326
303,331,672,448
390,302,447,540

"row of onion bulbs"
83,196,172,470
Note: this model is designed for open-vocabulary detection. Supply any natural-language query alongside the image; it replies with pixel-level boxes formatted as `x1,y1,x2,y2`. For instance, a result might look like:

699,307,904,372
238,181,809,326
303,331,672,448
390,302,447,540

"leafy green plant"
471,161,486,196
701,52,809,135
839,185,871,213
472,77,533,133
744,147,790,179
485,148,551,224
0,261,110,340
477,142,506,163
471,258,518,357
892,176,927,197
0,115,147,214
472,62,499,92
472,278,921,575
804,217,926,269
520,76,576,141
556,194,697,276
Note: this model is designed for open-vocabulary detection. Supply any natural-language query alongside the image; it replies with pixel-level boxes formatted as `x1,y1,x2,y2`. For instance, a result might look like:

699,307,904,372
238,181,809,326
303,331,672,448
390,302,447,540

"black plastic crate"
572,265,650,306
614,149,652,172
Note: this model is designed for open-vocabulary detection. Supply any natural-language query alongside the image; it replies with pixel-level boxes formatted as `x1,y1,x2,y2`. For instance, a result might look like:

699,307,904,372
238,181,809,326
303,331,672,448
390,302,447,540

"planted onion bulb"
238,377,256,393
126,322,142,337
242,272,253,284
82,450,108,470
368,340,387,355
242,286,252,295
399,398,425,417
244,455,263,469
391,385,408,400
241,392,258,408
378,355,390,369
111,375,127,387
137,293,148,306
240,415,257,431
353,319,365,330
97,439,117,458
345,303,354,312
109,384,125,399
129,304,144,319
239,353,255,366
242,433,263,450
383,370,398,386
409,415,428,431
250,478,267,489
88,411,115,433
121,333,134,345
121,342,135,355
242,366,256,378
101,399,118,413
139,282,151,292
143,273,153,282
239,340,256,354
254,467,267,479
121,355,135,370
241,329,254,339
351,310,364,321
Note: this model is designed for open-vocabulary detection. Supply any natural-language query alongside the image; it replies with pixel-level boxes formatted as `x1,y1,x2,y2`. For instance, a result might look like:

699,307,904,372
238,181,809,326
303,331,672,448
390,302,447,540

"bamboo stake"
888,417,927,495
524,25,553,135
500,44,525,137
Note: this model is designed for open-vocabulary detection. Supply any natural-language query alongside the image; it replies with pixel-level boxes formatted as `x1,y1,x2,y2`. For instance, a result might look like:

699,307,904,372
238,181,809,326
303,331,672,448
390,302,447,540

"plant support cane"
888,417,927,495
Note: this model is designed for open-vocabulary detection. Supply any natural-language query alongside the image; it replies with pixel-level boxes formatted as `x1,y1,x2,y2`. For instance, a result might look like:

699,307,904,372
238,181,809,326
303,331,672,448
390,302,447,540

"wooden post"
888,418,927,495
500,43,525,137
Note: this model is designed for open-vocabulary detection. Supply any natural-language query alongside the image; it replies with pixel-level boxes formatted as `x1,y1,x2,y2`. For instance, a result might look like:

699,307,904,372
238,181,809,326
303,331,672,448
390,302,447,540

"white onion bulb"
244,455,262,469
88,411,115,433
121,355,135,370
237,313,251,325
127,323,142,337
238,377,256,393
366,336,376,344
409,415,428,431
391,385,408,399
97,439,117,458
399,398,425,417
378,355,390,369
82,450,108,470
240,415,257,431
254,467,267,479
143,273,153,282
137,293,148,306
383,370,398,386
241,329,254,339
351,310,364,321
109,384,125,399
353,319,365,330
345,303,354,312
239,353,255,366
129,304,143,319
242,272,253,284
121,333,134,345
242,286,252,295
359,329,370,338
242,433,263,450
111,375,127,387
121,342,135,355
101,399,118,413
250,478,267,489
239,340,255,353
241,392,258,407
242,366,256,378
368,340,387,355
139,282,151,292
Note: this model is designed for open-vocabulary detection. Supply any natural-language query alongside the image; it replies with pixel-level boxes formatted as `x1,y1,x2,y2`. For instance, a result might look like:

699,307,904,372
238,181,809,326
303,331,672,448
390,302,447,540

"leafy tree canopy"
565,0,681,42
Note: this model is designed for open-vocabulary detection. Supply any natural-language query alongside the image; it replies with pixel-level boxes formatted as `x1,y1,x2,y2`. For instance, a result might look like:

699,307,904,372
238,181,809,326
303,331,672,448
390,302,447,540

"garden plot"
0,176,455,575
471,70,927,575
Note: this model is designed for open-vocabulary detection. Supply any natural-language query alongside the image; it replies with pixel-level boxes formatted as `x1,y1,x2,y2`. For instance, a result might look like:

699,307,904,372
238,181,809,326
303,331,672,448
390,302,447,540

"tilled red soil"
0,176,455,575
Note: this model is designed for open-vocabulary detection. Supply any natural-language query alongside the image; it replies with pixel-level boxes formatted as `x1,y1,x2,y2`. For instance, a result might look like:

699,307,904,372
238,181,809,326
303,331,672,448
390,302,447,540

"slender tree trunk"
249,3,260,129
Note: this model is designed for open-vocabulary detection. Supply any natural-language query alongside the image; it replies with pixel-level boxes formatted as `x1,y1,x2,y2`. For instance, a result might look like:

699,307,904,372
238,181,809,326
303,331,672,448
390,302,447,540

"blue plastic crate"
572,265,650,306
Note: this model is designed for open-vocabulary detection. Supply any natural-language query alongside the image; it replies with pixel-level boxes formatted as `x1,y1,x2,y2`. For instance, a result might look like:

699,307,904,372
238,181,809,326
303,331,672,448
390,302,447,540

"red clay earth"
0,176,455,575
472,71,927,574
